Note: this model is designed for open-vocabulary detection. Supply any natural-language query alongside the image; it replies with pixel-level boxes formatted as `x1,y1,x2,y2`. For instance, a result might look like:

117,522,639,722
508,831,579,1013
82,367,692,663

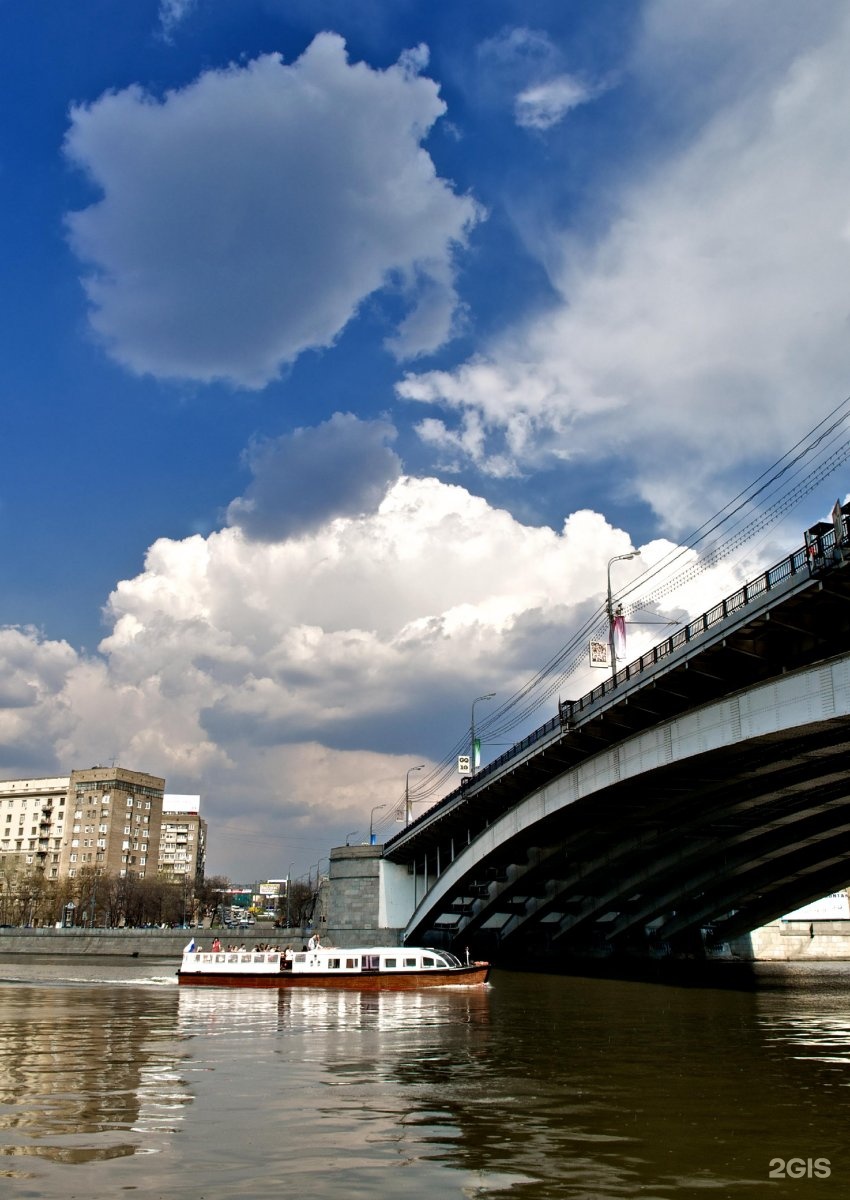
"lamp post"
405,764,425,827
370,803,386,845
607,552,640,682
286,862,294,929
470,692,496,775
345,831,359,846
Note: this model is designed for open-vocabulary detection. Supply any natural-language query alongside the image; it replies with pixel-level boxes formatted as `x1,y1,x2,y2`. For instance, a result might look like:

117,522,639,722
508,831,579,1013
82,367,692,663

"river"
0,955,848,1198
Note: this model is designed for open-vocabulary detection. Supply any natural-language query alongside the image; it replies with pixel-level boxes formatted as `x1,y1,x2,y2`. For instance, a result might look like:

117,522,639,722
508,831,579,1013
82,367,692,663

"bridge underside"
404,711,850,963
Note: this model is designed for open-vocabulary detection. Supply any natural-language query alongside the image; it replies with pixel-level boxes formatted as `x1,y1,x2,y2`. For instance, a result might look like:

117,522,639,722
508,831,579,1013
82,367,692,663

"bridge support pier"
325,844,415,948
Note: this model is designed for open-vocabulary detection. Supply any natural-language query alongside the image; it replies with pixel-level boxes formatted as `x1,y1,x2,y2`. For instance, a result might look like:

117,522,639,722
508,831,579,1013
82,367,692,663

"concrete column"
326,845,415,948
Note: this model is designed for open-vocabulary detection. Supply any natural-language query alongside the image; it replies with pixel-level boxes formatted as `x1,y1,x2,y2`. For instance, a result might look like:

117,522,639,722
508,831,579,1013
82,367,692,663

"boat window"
227,953,239,962
294,953,306,963
215,954,225,962
363,955,380,970
345,957,359,969
422,956,434,967
404,957,417,967
384,957,397,968
328,958,340,969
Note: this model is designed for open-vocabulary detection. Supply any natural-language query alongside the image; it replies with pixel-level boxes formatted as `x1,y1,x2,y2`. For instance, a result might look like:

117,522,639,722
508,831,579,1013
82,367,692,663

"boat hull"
177,964,490,990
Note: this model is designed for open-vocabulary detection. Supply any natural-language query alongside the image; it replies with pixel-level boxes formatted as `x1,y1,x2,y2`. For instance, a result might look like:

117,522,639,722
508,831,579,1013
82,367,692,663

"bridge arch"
402,653,850,955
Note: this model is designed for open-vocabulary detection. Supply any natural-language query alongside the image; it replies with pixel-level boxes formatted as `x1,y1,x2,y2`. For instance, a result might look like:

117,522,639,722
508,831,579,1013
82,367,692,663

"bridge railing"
562,542,816,719
387,513,847,848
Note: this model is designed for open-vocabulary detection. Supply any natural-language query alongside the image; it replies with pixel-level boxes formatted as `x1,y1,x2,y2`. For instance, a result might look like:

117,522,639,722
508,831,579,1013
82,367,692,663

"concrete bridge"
327,509,850,961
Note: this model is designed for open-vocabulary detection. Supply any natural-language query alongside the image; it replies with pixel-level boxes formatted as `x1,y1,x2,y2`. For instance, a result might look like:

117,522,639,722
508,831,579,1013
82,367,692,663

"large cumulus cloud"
64,35,482,387
0,472,754,876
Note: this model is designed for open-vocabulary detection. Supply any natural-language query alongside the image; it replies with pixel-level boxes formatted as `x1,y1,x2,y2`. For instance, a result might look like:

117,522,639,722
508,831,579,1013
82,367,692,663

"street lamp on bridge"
405,764,425,827
369,803,386,844
607,553,640,682
470,692,496,775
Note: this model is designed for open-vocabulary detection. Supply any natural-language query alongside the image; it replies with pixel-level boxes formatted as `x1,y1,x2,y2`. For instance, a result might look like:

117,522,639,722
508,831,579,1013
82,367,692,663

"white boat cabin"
291,947,464,974
180,946,464,976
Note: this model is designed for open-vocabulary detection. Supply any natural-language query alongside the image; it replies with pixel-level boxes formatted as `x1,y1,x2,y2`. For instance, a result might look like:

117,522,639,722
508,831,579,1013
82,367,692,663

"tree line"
0,865,319,929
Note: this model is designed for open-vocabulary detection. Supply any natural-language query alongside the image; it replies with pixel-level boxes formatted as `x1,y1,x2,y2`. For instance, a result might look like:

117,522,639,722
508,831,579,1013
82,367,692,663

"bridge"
379,507,850,960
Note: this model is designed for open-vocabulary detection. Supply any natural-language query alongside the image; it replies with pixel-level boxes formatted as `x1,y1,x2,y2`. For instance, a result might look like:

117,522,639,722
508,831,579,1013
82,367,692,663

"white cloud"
2,474,751,879
400,4,850,533
515,75,593,130
158,0,196,40
476,26,599,130
63,34,482,388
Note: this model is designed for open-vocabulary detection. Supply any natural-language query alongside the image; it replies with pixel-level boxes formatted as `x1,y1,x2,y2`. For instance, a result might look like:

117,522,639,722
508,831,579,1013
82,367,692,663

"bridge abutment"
325,844,414,947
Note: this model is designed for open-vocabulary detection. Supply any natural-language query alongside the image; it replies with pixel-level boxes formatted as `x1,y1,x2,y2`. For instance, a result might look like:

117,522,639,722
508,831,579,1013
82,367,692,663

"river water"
0,955,848,1199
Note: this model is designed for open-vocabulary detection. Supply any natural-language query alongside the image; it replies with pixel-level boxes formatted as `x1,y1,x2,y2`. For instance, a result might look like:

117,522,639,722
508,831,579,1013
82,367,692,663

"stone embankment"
0,926,301,957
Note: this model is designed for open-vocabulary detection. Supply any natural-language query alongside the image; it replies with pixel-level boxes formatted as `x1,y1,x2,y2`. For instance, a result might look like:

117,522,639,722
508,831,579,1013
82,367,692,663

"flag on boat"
184,937,196,953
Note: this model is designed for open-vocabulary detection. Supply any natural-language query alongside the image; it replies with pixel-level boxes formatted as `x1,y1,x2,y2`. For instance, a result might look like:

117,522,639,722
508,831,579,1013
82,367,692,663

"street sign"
458,755,471,775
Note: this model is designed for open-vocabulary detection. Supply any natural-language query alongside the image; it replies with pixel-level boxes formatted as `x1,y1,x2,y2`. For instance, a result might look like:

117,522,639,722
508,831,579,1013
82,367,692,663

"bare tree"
195,875,231,925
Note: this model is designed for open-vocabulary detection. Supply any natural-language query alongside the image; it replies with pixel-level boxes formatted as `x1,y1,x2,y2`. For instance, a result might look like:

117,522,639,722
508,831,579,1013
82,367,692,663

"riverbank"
3,918,850,960
0,925,304,957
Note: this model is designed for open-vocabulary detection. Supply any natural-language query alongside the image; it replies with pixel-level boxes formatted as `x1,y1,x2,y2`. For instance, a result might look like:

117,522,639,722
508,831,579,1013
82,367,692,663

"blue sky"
2,0,850,881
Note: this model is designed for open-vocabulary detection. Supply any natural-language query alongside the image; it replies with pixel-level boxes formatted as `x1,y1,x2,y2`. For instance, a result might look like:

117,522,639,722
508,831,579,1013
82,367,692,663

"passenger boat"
177,945,490,990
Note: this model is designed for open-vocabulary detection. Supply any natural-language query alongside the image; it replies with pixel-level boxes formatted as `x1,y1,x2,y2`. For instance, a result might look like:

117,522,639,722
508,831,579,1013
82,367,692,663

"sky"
2,0,850,883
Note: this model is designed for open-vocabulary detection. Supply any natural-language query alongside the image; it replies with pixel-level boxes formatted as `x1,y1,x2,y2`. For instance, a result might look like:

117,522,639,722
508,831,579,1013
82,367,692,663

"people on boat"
307,932,320,951
211,936,222,952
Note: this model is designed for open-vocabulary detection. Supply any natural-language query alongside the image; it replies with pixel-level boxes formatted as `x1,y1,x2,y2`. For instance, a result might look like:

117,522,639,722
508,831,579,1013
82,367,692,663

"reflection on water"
0,958,187,1184
1,957,850,1198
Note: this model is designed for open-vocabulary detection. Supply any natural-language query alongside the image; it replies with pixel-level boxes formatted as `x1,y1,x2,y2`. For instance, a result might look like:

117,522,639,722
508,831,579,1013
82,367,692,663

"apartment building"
158,794,207,886
57,767,165,880
0,775,69,879
1,766,168,882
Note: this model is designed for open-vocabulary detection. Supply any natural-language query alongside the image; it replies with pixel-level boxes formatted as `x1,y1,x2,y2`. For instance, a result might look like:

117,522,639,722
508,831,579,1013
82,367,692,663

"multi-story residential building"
57,767,165,880
0,775,69,879
158,794,206,887
0,768,214,894
1,766,169,883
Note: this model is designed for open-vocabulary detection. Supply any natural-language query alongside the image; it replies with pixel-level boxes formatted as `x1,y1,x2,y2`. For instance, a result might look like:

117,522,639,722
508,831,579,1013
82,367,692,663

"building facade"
158,794,207,887
1,766,176,884
57,767,165,880
0,775,69,879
